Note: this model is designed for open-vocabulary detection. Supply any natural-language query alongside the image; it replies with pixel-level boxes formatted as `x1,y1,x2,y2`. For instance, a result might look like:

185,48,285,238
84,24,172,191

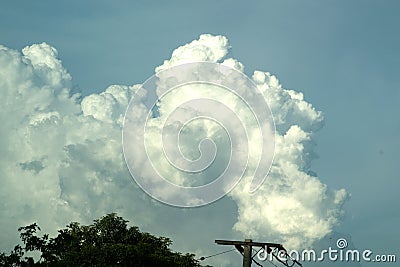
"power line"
215,239,303,267
198,248,236,261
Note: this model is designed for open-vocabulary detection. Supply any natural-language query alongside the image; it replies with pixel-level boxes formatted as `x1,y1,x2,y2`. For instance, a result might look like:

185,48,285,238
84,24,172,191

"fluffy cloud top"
0,34,348,258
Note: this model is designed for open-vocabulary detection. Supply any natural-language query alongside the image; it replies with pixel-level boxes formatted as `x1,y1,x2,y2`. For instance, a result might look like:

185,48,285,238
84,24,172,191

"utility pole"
215,239,302,267
242,239,252,267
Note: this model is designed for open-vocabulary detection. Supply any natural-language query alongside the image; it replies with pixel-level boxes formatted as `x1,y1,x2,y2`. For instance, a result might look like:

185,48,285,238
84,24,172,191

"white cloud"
0,34,348,264
0,43,141,249
151,34,349,249
156,34,230,72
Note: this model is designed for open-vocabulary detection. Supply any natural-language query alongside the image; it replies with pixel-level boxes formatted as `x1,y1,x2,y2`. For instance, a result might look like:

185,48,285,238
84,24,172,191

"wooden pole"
243,239,252,267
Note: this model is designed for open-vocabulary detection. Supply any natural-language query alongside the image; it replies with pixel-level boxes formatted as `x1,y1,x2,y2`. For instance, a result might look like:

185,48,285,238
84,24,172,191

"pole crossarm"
215,239,285,250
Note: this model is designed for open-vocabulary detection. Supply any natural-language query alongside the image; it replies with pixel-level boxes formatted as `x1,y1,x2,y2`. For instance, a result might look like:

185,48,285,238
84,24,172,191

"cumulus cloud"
0,34,348,262
0,42,141,249
152,34,349,249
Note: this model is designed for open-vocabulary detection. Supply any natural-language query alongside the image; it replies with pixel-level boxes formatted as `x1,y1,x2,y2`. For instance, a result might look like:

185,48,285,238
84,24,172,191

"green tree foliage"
0,213,204,267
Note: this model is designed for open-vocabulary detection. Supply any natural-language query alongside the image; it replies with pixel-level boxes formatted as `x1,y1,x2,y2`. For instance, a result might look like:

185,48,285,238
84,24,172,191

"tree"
0,213,205,267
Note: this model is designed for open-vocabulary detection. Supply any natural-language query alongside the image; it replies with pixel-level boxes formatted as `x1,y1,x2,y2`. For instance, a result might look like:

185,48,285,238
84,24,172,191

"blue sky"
1,1,399,266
